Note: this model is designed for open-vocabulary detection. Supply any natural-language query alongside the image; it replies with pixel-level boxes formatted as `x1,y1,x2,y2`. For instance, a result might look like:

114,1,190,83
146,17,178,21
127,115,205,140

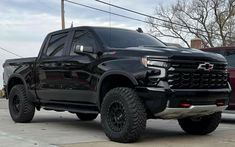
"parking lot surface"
0,99,235,147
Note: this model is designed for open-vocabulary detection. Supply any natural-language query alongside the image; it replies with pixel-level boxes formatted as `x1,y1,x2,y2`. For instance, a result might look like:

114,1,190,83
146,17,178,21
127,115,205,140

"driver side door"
61,30,99,104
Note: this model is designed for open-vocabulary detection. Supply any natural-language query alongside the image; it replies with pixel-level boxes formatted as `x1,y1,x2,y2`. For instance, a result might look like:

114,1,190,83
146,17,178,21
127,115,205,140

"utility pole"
61,0,65,29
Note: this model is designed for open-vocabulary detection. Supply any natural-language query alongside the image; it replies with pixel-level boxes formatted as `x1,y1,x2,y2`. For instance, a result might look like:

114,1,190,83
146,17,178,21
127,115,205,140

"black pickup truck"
3,26,231,143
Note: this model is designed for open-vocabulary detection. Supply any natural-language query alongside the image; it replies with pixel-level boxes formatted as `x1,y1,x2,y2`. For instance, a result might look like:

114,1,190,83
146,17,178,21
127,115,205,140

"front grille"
171,62,226,71
168,61,228,89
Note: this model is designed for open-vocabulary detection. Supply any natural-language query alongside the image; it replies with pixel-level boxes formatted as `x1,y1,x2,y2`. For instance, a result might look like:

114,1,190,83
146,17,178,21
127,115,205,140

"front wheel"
101,87,147,143
178,112,221,135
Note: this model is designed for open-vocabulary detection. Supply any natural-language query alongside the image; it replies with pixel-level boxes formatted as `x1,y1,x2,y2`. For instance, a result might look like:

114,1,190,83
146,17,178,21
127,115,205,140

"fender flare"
7,74,39,104
6,74,32,101
97,70,138,108
7,74,28,94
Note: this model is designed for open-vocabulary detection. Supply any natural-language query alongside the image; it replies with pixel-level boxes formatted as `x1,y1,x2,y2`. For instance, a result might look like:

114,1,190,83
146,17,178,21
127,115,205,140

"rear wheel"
8,85,35,123
101,87,147,143
178,112,221,135
76,113,98,121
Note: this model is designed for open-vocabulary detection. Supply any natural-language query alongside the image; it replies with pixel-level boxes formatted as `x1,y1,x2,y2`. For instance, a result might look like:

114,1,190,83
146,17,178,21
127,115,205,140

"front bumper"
136,85,231,119
155,103,227,119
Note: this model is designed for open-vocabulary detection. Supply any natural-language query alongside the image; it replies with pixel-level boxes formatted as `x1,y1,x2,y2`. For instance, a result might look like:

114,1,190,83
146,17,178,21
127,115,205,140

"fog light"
216,100,225,106
178,103,191,108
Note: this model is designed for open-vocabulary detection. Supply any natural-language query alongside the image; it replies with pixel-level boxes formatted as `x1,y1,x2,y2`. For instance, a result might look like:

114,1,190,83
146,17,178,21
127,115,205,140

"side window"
39,35,49,56
45,32,68,57
70,31,97,55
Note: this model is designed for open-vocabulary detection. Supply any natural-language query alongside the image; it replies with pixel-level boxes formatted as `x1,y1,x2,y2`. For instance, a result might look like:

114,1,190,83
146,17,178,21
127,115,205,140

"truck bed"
4,57,36,66
3,57,36,86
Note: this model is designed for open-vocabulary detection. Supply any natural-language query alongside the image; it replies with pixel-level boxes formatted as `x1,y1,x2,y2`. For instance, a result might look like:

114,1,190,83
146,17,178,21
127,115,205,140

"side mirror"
74,45,94,54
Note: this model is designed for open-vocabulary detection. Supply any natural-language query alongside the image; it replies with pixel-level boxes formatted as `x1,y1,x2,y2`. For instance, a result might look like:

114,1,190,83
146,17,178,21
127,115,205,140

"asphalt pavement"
0,99,235,147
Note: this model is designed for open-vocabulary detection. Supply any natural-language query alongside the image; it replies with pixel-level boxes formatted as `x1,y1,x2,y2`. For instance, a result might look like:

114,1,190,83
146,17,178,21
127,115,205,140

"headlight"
141,57,167,78
141,57,148,67
148,68,166,78
141,57,167,68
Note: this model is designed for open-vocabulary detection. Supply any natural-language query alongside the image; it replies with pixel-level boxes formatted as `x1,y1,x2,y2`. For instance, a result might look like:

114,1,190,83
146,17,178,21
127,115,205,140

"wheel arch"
97,71,138,108
7,74,28,98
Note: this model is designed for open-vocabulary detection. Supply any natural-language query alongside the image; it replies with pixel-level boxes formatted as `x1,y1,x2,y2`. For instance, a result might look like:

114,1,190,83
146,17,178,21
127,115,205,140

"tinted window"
40,35,49,56
70,31,96,55
94,28,166,48
46,32,68,57
225,50,235,67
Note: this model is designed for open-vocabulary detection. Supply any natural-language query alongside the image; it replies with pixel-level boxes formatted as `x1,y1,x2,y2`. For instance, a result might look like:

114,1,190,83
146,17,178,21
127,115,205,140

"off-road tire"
101,87,147,143
8,85,35,123
178,112,221,135
76,113,98,121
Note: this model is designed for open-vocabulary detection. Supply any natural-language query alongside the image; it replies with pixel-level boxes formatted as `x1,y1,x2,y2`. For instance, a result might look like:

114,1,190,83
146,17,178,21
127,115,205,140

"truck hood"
110,47,226,63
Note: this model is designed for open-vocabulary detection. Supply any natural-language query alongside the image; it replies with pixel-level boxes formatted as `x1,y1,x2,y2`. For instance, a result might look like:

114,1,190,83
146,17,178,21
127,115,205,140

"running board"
42,104,99,114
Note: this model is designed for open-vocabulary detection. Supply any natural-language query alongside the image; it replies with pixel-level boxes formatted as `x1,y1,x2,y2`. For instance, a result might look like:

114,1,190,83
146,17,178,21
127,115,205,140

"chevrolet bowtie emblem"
198,62,214,71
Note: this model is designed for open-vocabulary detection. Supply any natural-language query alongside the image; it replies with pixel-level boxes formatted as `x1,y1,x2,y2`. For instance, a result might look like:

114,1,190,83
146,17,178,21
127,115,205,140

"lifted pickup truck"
3,26,231,143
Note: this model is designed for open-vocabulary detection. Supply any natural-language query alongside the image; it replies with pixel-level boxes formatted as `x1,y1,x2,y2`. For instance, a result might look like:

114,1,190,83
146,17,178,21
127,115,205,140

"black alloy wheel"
108,101,126,132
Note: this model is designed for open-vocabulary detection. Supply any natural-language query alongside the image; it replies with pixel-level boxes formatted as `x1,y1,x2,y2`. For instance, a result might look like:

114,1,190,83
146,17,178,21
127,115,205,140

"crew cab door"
60,29,99,104
35,31,69,101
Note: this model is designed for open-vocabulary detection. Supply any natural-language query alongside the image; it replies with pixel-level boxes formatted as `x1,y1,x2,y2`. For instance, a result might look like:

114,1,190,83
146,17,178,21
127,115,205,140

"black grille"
168,62,228,89
171,62,226,71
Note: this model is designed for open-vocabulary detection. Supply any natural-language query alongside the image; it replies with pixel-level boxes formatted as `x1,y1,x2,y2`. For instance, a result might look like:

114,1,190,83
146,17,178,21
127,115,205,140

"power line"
94,0,189,27
64,0,152,24
63,0,186,29
94,0,235,39
64,0,185,33
64,0,235,40
0,46,23,58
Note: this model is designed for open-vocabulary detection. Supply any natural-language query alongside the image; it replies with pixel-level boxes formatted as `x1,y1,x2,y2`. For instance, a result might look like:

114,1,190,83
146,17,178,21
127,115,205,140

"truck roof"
48,26,135,35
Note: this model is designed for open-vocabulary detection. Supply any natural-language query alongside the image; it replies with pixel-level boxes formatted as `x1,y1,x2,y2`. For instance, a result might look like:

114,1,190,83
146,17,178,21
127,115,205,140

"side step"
42,103,99,114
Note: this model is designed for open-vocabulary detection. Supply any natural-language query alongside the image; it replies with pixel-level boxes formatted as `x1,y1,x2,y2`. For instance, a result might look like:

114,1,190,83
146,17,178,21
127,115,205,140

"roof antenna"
136,27,143,33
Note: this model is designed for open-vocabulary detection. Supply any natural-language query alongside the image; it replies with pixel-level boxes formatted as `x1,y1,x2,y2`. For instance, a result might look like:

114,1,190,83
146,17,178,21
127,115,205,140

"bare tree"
147,0,235,47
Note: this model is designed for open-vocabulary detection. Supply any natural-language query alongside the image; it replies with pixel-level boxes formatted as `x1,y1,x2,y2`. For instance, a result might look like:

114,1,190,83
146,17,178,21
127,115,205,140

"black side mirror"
74,45,94,54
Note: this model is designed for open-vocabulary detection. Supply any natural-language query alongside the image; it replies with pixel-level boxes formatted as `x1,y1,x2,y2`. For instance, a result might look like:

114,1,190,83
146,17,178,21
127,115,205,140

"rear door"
36,31,69,101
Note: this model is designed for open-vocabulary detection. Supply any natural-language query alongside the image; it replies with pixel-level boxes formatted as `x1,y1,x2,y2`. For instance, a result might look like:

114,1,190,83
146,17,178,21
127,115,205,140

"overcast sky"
0,0,177,87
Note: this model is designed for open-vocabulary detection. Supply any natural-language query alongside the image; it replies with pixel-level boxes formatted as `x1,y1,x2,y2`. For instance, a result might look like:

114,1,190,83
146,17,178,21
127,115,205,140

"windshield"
93,28,166,49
